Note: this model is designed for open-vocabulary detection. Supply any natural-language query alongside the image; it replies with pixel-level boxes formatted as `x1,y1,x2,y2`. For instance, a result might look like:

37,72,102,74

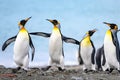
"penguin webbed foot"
83,69,88,73
58,67,65,71
12,67,21,73
105,68,114,74
41,66,51,71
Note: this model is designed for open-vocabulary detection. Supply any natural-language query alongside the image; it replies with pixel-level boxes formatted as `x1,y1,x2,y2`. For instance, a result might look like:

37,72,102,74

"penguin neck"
19,27,27,32
52,26,60,33
81,36,91,46
105,29,112,41
83,36,91,41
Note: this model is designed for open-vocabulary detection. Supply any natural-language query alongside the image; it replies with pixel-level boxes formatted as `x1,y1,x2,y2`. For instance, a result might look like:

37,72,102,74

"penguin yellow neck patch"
20,27,27,33
105,30,112,41
81,36,91,46
53,26,60,33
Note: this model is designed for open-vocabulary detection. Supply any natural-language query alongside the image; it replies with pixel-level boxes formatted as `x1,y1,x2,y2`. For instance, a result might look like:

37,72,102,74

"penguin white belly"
14,32,29,67
104,38,118,67
49,32,62,65
81,46,93,68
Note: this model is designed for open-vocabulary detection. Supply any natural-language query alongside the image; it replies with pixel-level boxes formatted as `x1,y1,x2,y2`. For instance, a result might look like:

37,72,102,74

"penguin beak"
103,22,118,30
25,16,32,22
88,29,97,36
46,19,53,23
91,29,97,33
103,22,111,27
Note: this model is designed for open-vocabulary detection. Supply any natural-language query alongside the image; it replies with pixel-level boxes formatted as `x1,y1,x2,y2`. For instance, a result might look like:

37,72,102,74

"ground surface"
0,65,120,80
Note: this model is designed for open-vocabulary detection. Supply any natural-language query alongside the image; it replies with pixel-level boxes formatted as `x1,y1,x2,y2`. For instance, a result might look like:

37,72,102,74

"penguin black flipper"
62,36,80,45
102,48,106,66
2,36,17,51
30,32,51,38
90,40,95,64
111,31,120,63
29,34,35,61
78,42,84,65
96,45,106,70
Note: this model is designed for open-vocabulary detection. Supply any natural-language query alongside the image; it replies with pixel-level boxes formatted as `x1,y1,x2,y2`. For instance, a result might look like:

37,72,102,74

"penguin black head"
46,19,61,29
88,29,97,36
18,17,31,28
46,19,60,25
103,22,118,30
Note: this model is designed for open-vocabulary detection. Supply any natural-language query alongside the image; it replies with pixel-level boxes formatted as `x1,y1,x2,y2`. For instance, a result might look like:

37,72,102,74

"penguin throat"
20,27,27,32
81,36,91,46
53,26,60,31
105,30,112,41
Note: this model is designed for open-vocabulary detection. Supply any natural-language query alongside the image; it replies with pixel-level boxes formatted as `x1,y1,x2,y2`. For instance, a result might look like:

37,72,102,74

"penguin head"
88,29,97,36
46,19,61,29
103,22,118,30
83,29,97,38
87,29,97,36
18,17,31,29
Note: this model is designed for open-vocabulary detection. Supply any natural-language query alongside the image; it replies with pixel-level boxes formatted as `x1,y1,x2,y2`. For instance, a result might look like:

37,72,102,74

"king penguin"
78,29,96,72
2,17,35,71
102,22,120,73
30,19,79,71
47,19,65,70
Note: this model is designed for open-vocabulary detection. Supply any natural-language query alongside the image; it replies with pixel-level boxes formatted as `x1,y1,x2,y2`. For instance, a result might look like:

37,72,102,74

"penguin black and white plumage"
30,19,79,71
78,29,96,72
47,19,64,70
102,22,120,73
2,17,35,71
63,29,97,72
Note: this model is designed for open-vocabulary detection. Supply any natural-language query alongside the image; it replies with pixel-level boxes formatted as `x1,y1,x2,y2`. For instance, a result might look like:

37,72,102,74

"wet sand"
0,65,120,80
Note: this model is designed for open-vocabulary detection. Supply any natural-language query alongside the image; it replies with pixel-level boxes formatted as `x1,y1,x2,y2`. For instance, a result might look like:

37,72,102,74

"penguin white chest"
80,38,93,65
104,33,117,65
14,31,29,64
49,30,62,62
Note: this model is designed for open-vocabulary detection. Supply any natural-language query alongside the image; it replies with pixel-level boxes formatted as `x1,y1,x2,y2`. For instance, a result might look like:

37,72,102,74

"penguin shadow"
41,66,65,72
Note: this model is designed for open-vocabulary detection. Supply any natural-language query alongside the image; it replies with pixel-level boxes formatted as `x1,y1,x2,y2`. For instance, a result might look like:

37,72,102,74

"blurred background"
0,0,120,67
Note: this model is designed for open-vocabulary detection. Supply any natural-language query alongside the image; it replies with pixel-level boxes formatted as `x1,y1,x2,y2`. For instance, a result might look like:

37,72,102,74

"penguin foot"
41,66,51,71
89,70,97,73
17,68,28,73
83,69,88,73
105,68,113,74
58,67,65,71
12,67,21,73
110,68,114,72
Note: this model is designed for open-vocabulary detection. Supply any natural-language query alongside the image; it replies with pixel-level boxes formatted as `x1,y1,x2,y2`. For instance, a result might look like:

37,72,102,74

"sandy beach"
0,65,120,80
